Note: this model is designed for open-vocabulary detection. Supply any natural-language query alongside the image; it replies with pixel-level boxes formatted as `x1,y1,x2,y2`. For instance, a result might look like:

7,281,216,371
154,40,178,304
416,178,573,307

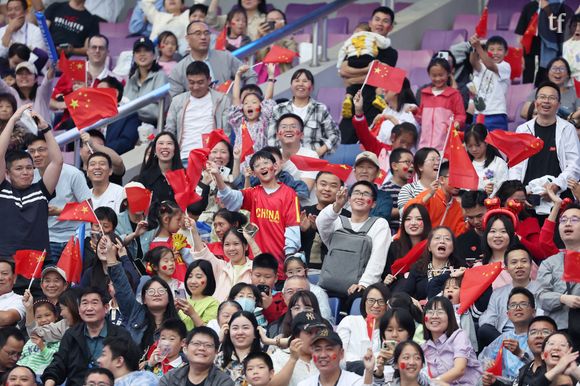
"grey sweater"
160,364,235,386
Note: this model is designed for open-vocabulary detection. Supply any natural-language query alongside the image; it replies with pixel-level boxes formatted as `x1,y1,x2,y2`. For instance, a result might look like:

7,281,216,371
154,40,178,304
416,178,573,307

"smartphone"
382,340,396,351
219,166,231,177
243,223,259,237
528,194,541,206
257,284,270,295
267,21,276,30
174,288,187,299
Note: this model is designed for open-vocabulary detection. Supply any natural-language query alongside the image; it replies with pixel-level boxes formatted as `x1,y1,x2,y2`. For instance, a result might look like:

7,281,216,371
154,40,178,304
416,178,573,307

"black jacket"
42,321,132,386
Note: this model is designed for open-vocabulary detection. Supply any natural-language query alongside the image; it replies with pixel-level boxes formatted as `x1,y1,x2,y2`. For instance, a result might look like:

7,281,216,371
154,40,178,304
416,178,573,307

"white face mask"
235,297,256,313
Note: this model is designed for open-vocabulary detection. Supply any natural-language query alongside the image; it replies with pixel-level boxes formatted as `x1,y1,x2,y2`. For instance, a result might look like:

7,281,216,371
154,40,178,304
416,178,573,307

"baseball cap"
15,61,37,76
133,37,155,52
311,327,343,347
41,266,67,283
291,311,328,333
354,151,380,169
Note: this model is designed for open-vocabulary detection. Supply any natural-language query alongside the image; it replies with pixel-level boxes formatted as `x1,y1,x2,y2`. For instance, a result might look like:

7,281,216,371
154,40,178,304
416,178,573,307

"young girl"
157,31,179,76
224,7,252,52
228,283,266,327
421,296,482,384
175,260,219,330
207,300,242,342
374,79,419,146
538,332,580,385
390,341,433,386
142,246,185,301
415,58,466,152
18,300,60,374
442,276,478,352
463,123,508,196
228,63,276,154
28,289,81,345
149,201,193,281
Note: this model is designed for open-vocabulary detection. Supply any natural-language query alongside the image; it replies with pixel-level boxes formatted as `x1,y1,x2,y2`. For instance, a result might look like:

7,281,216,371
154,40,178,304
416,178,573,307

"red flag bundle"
165,169,201,211
58,51,86,83
202,129,230,151
504,47,523,80
125,186,152,214
263,45,298,64
485,130,544,167
64,87,118,129
458,262,502,314
563,250,580,282
186,148,210,189
475,7,489,37
14,250,45,279
370,115,386,137
574,78,580,98
215,26,227,50
57,236,82,284
390,239,428,276
365,315,375,340
364,61,407,93
486,345,503,376
374,169,389,186
57,200,99,223
521,13,538,55
240,121,255,162
445,128,479,190
322,164,352,183
289,155,329,170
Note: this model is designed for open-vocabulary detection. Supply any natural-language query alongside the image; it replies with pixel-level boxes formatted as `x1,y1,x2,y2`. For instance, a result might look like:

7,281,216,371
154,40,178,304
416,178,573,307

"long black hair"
139,132,183,176
414,226,464,273
392,78,417,112
398,203,432,258
281,290,321,338
463,123,503,168
221,311,262,367
481,213,517,264
140,276,179,351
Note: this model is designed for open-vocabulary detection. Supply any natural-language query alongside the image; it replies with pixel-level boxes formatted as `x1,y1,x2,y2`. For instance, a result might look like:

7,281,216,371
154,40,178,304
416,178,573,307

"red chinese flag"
390,239,428,276
504,47,523,80
289,155,329,171
215,26,227,50
58,51,86,83
14,250,45,279
365,61,407,93
374,169,388,186
475,7,488,38
574,78,580,98
458,262,503,314
476,114,486,124
370,115,385,137
125,186,152,214
215,79,233,94
64,88,118,129
202,129,230,151
563,250,580,282
165,169,201,211
263,45,298,64
447,129,479,190
486,345,503,376
365,315,375,340
57,201,99,223
521,13,538,55
485,130,544,167
57,236,82,284
321,164,352,183
186,148,210,189
240,121,255,162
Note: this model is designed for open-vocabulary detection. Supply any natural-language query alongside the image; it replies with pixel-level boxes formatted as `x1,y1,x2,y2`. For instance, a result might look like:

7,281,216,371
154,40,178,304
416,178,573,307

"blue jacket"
105,112,139,155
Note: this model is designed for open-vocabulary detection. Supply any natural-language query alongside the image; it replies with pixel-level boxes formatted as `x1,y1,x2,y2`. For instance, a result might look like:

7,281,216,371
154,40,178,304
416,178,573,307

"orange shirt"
404,189,466,236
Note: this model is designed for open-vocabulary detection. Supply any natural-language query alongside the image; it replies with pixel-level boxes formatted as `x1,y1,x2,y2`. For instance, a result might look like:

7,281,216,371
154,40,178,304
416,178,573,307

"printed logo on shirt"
255,207,280,223
549,146,556,152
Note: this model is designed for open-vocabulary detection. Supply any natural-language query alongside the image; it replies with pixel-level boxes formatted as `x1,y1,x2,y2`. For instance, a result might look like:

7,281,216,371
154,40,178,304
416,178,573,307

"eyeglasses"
279,124,300,131
365,298,386,307
425,309,446,317
1,349,21,359
559,215,580,224
189,341,215,350
188,30,211,37
529,328,553,337
84,382,111,386
549,67,567,73
536,94,559,102
425,157,441,163
145,288,168,296
351,191,373,198
28,147,48,155
507,302,531,310
397,160,413,165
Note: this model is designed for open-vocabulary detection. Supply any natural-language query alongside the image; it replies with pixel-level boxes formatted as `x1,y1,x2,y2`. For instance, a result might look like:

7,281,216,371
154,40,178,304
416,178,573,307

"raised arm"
0,104,31,182
33,111,63,195
264,64,276,100
232,64,250,106
469,34,498,74
80,131,125,176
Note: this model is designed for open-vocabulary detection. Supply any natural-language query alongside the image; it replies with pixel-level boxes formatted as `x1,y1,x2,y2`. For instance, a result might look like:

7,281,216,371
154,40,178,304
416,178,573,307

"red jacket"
352,115,392,156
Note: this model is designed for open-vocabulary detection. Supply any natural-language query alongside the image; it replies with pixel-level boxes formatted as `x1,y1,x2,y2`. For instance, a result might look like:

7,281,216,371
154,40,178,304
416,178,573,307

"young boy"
251,253,286,323
144,318,187,377
213,150,301,279
468,35,511,131
381,147,414,232
243,352,275,386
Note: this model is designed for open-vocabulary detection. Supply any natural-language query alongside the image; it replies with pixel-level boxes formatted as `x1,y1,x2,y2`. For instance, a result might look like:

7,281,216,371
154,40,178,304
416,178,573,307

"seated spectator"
228,283,266,327
129,0,164,38
204,208,247,258
421,296,482,384
352,150,393,221
42,287,132,386
97,335,159,386
206,0,267,41
79,129,126,187
157,31,180,76
86,35,120,87
38,267,68,306
97,76,140,155
223,7,251,52
0,327,25,379
29,289,81,347
456,190,487,263
142,0,190,56
478,244,541,348
165,61,231,163
4,365,37,386
533,332,580,385
159,326,234,386
44,0,99,57
27,133,91,261
207,300,242,342
242,352,274,386
124,37,169,127
88,152,124,213
377,340,432,386
316,181,391,298
337,283,390,373
397,147,440,213
267,284,322,338
0,105,62,259
175,260,219,331
404,161,466,236
143,318,187,376
381,147,415,232
267,69,340,157
479,288,536,384
255,8,297,74
251,254,285,323
141,246,185,301
0,0,46,58
83,368,115,386
169,21,256,97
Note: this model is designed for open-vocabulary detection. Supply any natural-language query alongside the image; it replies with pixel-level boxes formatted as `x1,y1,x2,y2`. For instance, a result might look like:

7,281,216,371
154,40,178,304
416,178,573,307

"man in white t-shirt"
164,61,230,163
87,152,124,213
469,34,511,131
0,260,25,326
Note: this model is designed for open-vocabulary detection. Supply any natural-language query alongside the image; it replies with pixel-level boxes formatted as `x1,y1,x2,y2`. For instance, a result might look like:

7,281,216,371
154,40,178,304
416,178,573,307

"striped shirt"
397,180,426,217
381,180,402,232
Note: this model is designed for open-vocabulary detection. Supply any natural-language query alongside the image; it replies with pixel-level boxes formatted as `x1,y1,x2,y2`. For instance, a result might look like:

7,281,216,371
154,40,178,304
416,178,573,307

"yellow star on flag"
70,99,79,109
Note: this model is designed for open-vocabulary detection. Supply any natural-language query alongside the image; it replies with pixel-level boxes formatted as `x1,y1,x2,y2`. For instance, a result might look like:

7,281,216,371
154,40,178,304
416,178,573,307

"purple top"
421,329,482,385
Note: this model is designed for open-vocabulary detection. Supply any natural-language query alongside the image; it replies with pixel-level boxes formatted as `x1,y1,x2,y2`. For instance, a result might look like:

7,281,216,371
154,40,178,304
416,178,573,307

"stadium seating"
452,13,498,35
421,29,467,52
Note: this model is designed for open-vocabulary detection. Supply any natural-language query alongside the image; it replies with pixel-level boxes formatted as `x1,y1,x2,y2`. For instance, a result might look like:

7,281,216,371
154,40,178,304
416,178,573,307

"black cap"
291,311,327,333
133,37,155,52
311,327,343,347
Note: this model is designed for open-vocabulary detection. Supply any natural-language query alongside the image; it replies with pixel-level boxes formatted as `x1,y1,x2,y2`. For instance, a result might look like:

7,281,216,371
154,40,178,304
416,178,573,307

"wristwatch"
39,126,52,135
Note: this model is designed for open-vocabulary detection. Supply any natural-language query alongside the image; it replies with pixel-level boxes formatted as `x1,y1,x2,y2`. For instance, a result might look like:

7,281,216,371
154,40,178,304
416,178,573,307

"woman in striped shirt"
397,147,440,216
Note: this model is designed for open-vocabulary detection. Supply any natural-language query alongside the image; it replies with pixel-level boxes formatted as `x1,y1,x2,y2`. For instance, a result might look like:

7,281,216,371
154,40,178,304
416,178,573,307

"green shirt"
178,296,220,331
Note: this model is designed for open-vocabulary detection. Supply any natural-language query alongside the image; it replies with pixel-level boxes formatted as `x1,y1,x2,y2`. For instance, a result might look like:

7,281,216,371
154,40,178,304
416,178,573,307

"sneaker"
372,95,387,111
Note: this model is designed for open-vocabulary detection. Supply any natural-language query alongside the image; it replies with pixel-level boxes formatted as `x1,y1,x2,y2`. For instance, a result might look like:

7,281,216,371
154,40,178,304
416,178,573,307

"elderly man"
0,260,25,326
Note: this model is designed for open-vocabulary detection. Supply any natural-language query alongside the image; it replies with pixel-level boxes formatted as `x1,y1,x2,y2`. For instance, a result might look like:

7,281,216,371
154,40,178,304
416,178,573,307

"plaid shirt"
266,98,341,154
